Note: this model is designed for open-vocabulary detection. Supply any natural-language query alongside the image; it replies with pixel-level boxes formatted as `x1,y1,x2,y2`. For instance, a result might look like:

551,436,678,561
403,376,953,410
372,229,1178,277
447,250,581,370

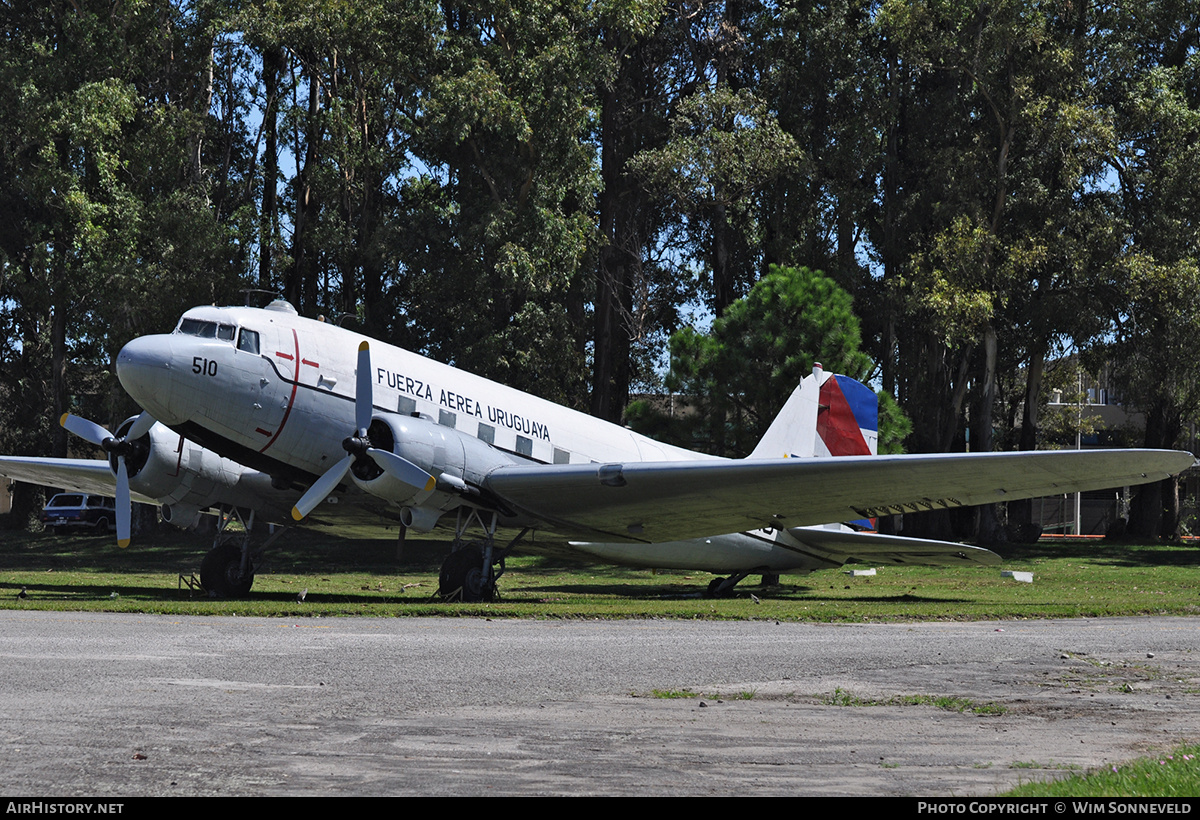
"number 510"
192,357,218,376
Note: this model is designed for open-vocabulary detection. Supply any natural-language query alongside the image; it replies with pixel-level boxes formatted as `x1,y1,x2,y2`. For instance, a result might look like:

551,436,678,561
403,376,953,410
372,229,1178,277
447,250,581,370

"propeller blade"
60,414,113,447
61,411,149,548
366,448,437,494
124,411,156,441
292,455,353,521
115,458,131,548
355,341,372,437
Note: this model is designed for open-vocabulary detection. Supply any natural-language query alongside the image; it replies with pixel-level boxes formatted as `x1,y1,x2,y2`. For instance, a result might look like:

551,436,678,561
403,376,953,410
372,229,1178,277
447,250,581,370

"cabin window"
516,435,533,457
553,447,570,464
237,329,260,354
397,396,416,415
477,423,494,444
439,410,456,428
217,324,235,342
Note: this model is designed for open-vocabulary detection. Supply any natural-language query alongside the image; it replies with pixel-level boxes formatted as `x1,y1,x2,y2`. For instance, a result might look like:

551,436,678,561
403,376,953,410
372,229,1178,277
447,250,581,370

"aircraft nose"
116,335,180,423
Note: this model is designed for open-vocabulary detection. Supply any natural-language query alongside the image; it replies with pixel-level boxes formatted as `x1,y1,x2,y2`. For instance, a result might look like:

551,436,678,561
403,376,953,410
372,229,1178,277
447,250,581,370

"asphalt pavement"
1,612,1198,796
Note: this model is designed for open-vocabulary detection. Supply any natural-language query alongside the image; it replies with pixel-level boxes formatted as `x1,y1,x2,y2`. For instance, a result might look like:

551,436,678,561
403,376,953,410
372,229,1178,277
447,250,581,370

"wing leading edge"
483,448,1195,543
0,457,149,502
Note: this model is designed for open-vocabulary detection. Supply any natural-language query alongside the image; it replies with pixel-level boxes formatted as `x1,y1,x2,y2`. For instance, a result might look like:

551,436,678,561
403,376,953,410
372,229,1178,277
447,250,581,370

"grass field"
1,522,1198,620
4,522,1200,796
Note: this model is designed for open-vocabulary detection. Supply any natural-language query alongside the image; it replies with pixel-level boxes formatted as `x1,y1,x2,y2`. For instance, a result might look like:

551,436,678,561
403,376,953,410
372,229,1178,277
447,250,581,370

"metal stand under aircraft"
437,507,528,603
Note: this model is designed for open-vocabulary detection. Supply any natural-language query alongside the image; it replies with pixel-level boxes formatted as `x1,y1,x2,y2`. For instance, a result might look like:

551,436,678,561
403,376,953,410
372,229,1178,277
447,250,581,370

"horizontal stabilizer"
786,526,1001,568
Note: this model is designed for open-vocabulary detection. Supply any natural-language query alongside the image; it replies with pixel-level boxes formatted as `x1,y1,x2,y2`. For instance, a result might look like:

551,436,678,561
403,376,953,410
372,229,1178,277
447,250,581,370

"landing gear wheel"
439,542,494,603
707,577,731,598
200,542,255,597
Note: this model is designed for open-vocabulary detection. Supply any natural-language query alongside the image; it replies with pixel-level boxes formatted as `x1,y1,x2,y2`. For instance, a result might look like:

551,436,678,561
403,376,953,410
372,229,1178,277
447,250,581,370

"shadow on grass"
5,577,454,608
0,529,454,574
5,528,1199,607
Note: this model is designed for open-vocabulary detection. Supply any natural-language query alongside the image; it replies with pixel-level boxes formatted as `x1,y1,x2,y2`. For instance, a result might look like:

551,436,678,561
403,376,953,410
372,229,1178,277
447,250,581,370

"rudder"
748,364,878,460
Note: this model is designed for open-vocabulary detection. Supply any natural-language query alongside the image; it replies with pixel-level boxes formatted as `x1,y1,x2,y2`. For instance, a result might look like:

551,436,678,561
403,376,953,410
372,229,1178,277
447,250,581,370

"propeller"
60,410,156,548
291,341,436,521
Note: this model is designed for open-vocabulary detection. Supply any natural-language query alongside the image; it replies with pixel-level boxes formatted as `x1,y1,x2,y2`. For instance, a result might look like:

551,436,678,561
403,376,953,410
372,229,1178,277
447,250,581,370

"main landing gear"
437,508,528,603
199,507,286,598
201,541,254,598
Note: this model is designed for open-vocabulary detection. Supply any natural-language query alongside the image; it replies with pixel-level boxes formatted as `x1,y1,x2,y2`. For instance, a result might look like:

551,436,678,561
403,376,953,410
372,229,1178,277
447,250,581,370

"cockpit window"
178,318,237,343
237,328,260,355
178,318,217,338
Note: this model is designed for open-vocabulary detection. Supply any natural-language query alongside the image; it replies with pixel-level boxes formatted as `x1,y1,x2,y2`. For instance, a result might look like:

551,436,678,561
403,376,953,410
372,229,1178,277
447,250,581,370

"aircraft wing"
482,449,1194,542
0,456,141,500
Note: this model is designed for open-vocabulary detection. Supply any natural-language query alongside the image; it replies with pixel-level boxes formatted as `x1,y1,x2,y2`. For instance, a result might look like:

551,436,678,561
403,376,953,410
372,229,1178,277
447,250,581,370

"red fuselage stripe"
259,329,300,454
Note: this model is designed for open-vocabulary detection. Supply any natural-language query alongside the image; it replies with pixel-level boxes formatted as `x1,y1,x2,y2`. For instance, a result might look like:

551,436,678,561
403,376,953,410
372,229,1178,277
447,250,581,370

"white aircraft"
0,298,1191,599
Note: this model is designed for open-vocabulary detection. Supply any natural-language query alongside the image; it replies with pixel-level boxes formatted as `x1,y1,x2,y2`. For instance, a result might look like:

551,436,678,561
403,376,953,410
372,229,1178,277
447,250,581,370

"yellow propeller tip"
117,539,130,548
291,508,305,521
59,413,70,427
359,340,369,352
424,476,436,492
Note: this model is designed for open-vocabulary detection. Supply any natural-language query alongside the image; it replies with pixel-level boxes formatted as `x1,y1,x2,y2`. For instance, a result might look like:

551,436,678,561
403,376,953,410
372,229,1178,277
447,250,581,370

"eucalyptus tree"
590,0,676,423
874,4,1107,438
859,2,1116,540
0,0,244,471
388,0,600,407
1085,2,1200,538
630,87,802,318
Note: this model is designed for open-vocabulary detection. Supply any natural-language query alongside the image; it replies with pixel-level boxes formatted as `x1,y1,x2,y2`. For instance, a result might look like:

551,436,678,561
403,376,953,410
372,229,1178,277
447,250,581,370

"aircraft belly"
566,532,828,573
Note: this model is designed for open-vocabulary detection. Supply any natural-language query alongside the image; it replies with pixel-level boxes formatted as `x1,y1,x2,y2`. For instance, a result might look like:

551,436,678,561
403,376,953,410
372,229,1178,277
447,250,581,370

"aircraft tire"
200,542,255,598
438,542,493,603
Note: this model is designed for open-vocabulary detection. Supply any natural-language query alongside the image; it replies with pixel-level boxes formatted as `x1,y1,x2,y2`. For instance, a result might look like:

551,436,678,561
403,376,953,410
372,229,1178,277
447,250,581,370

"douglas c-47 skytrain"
0,298,1192,599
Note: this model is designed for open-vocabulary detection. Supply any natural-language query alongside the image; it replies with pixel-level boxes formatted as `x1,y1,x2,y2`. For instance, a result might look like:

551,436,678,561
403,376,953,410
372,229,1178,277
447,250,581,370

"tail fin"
748,364,878,460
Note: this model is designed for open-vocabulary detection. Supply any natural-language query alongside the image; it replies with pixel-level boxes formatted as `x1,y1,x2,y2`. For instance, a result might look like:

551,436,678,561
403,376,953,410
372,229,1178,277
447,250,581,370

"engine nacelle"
160,502,204,529
111,416,244,523
400,505,443,533
356,412,525,511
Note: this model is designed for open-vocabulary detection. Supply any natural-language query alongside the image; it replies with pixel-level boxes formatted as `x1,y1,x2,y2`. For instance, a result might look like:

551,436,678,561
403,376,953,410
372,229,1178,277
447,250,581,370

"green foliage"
1006,745,1200,797
2,0,1200,493
384,0,599,406
637,264,905,456
630,88,803,213
629,87,803,312
821,688,1006,715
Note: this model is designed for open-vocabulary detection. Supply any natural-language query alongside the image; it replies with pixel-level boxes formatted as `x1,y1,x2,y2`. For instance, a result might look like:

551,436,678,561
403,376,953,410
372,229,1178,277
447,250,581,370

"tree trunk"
1009,345,1046,535
1128,401,1182,539
260,45,283,291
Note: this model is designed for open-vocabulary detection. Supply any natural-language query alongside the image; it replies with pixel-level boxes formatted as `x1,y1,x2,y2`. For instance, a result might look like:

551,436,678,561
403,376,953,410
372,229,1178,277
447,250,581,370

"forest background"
2,0,1199,541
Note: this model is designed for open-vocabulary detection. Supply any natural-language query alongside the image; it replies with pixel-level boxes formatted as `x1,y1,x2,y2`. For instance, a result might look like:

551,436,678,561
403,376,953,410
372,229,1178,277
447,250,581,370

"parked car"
39,493,117,535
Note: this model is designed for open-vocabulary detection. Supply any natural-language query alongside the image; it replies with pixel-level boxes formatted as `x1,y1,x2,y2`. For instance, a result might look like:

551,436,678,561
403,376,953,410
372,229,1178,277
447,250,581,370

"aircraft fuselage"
114,301,725,535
